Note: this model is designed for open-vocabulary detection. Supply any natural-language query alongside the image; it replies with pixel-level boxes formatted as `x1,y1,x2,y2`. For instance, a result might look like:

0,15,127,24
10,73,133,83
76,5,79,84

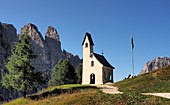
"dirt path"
92,83,123,94
90,84,170,99
142,93,170,99
91,84,170,99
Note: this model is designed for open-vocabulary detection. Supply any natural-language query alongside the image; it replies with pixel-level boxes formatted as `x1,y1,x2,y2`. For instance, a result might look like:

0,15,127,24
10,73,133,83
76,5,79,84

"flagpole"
132,47,134,77
131,35,134,77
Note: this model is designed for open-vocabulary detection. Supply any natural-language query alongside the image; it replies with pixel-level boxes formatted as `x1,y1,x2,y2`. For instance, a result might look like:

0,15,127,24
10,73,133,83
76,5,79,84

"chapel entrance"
90,73,95,84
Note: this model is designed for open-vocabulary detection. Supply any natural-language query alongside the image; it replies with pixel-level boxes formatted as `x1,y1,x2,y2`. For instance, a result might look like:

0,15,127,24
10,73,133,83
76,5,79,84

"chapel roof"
93,53,115,69
82,32,94,45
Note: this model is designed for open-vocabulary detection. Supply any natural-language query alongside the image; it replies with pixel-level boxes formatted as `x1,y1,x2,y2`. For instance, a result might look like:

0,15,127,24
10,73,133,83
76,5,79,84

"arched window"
85,43,88,48
91,61,94,67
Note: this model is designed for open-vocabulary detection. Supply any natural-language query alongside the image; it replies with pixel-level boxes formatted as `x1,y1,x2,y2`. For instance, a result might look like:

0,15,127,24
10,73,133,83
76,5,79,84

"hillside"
115,65,170,93
4,66,170,105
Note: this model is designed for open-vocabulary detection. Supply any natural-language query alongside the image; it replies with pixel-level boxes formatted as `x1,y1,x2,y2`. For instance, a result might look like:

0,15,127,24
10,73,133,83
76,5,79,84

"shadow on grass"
28,86,97,100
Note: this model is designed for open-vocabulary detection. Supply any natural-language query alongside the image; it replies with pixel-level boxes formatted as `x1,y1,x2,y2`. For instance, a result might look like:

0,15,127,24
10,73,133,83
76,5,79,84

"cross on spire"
101,49,104,55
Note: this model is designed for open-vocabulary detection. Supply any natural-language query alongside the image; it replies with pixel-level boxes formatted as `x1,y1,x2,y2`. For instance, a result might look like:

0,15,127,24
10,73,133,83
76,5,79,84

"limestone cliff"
0,22,81,101
0,22,19,75
0,22,19,101
20,23,80,73
140,57,170,75
45,26,63,68
20,23,51,76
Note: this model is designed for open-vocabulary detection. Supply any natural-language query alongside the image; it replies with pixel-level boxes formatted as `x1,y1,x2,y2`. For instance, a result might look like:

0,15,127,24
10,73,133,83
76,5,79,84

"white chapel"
82,32,115,84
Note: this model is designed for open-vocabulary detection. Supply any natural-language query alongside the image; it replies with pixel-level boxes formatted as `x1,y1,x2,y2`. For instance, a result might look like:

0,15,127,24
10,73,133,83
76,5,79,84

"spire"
101,49,104,55
82,32,94,45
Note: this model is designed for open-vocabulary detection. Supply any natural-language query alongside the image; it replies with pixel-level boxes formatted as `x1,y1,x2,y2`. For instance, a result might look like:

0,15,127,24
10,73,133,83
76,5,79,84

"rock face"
0,22,19,75
140,57,170,75
20,23,50,76
20,23,80,73
21,23,45,47
45,26,63,68
0,22,19,102
0,22,81,102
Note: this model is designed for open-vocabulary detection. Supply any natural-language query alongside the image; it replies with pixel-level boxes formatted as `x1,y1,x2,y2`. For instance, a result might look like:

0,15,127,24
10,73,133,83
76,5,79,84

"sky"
1,0,170,82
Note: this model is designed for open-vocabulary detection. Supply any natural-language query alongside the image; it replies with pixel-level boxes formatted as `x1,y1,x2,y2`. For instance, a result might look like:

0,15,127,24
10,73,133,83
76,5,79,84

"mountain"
0,22,81,101
0,22,19,101
139,57,170,75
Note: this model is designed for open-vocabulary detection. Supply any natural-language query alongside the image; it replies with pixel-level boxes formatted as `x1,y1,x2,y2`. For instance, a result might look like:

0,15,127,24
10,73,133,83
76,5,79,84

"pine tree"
76,64,82,84
49,59,77,86
1,33,46,98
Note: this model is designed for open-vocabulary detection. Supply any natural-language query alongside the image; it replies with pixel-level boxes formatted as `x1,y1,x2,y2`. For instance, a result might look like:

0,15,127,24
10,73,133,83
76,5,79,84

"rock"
45,26,63,68
20,23,50,75
0,22,19,73
45,26,81,68
0,22,19,56
0,22,81,102
62,49,81,67
139,57,170,75
0,22,19,102
45,26,60,41
20,23,81,73
21,23,45,47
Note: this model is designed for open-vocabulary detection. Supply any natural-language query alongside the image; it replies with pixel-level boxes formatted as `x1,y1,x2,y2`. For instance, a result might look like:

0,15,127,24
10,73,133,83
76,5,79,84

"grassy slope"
115,65,170,93
5,66,170,105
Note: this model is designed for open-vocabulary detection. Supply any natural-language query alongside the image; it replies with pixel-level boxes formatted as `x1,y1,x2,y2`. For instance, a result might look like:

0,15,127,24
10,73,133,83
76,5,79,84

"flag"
131,36,134,49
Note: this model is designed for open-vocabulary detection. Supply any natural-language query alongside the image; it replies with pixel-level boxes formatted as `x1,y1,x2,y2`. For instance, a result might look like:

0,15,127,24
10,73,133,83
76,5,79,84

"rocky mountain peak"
0,22,19,101
0,22,18,55
45,26,60,42
20,23,44,47
139,57,170,75
0,22,81,101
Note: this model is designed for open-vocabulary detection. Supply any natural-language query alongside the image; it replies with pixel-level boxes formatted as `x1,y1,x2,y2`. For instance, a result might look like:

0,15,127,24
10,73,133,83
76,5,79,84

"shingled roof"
93,53,115,69
82,32,94,45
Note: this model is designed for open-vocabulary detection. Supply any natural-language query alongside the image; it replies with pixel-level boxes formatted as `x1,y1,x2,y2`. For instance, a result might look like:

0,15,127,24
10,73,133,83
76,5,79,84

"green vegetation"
2,34,46,98
4,84,98,105
115,65,170,93
4,65,170,105
112,65,170,105
48,59,78,86
76,64,82,84
4,84,170,105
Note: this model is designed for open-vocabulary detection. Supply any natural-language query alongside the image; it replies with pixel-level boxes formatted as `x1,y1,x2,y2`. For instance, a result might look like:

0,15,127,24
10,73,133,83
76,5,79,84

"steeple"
82,32,94,46
82,32,94,55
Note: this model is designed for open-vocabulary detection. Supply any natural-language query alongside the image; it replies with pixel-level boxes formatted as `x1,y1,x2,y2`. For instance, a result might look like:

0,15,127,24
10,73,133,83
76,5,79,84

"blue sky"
1,0,170,82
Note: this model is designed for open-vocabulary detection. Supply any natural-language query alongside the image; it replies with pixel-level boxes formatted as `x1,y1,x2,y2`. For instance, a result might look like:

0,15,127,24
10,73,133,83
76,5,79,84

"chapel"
82,32,115,84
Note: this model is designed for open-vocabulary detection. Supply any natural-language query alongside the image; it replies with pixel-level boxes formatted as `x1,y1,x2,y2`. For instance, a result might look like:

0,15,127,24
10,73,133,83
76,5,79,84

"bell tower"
82,32,94,84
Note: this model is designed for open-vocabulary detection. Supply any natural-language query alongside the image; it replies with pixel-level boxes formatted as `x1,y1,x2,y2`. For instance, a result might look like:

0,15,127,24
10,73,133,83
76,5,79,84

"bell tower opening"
85,43,88,48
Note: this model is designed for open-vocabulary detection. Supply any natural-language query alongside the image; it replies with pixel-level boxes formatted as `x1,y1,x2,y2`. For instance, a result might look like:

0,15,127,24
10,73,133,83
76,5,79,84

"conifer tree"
1,33,46,98
49,59,77,86
76,64,82,84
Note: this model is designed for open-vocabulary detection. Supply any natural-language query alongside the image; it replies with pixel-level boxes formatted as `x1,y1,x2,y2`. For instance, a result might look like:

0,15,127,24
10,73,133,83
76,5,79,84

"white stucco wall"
82,35,92,84
82,52,103,84
82,36,103,84
82,35,114,84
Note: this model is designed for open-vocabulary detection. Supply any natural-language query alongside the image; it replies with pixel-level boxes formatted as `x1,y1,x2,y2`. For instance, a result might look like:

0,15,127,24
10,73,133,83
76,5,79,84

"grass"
4,66,170,105
112,65,170,105
6,87,170,105
114,65,170,93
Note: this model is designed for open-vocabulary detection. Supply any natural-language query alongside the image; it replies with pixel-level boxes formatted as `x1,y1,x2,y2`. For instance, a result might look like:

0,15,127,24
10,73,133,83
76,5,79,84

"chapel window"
85,43,88,48
91,61,94,67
